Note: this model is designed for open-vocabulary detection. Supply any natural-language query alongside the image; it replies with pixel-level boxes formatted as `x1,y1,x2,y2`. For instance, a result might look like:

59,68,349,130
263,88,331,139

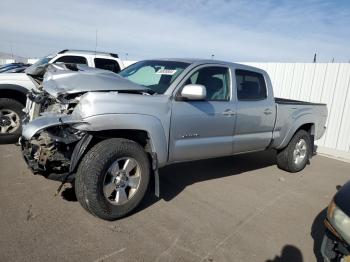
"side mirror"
180,84,206,100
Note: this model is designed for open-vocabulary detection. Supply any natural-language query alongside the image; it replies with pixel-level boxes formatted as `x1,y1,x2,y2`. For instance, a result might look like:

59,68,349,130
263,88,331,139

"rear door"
169,65,236,162
233,69,276,153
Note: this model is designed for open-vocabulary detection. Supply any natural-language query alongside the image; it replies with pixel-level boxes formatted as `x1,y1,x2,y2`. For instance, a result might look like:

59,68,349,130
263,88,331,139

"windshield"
119,60,190,94
29,53,56,68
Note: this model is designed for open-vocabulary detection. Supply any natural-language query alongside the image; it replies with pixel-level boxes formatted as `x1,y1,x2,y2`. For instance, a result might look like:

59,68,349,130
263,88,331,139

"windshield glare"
119,60,189,94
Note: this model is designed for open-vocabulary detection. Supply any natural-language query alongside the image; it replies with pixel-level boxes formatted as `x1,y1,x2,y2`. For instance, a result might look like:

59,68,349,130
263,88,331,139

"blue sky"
0,0,349,62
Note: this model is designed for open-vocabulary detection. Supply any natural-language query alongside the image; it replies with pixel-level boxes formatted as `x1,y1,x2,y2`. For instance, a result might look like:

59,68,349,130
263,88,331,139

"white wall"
243,62,350,161
0,59,15,65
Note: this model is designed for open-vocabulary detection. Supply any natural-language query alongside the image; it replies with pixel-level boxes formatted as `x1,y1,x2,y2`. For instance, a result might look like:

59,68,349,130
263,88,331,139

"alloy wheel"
103,157,142,205
0,109,20,134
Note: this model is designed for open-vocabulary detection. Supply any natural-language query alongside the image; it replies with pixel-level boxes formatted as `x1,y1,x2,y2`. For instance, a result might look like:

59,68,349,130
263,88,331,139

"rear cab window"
94,58,121,73
235,69,267,100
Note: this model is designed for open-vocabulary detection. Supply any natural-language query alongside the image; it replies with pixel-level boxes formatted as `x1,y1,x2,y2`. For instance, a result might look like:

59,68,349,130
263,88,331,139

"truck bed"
271,98,328,149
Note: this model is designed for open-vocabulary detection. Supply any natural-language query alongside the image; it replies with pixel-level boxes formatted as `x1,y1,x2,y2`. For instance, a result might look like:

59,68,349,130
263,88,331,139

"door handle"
221,110,235,116
264,108,272,115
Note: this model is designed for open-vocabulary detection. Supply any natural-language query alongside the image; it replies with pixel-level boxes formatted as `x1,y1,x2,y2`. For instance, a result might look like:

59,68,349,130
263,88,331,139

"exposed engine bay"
23,63,152,121
24,89,81,121
21,125,87,181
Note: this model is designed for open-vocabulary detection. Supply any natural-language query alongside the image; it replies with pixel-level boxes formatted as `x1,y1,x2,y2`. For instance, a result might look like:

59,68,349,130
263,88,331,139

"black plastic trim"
275,97,326,106
110,53,119,58
0,84,28,95
69,134,93,173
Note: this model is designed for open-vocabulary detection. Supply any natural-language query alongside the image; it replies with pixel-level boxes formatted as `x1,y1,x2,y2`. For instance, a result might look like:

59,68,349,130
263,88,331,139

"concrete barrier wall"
243,62,350,161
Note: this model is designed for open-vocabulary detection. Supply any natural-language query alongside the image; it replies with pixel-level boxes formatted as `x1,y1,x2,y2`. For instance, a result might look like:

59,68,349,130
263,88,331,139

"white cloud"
0,0,349,62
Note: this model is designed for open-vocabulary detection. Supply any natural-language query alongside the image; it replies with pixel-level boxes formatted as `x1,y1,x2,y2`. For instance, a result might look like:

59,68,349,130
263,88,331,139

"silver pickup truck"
20,59,328,220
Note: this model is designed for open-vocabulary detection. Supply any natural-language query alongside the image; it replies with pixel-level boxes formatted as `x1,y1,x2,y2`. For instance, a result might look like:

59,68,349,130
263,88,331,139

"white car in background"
0,49,125,143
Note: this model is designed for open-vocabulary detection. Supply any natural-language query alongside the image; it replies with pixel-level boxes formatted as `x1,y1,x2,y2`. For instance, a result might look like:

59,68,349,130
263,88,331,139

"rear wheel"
276,130,311,172
75,138,150,220
0,98,24,144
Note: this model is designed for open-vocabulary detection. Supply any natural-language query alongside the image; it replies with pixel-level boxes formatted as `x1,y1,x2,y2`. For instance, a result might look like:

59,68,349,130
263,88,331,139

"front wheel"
75,138,150,220
276,130,311,173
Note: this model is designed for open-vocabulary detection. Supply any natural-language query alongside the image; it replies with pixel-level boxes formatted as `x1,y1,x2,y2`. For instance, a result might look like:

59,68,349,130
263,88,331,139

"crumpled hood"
42,64,149,98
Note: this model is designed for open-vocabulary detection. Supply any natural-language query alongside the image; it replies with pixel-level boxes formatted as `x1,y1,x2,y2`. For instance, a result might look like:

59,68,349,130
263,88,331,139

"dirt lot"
0,144,349,262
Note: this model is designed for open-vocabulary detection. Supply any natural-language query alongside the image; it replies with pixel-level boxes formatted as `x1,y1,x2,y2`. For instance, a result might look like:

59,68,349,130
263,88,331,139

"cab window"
53,55,87,65
235,69,267,100
94,58,121,73
184,66,230,101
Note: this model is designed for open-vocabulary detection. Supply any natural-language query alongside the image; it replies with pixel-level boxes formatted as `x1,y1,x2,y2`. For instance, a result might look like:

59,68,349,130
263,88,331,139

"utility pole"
95,29,98,55
10,42,14,60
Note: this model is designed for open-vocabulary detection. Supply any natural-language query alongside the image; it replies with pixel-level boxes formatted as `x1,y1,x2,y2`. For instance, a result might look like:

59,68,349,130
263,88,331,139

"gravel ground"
1,144,349,262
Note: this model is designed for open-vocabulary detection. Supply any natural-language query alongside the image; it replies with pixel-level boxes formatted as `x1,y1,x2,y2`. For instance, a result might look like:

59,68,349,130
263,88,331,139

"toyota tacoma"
20,59,328,220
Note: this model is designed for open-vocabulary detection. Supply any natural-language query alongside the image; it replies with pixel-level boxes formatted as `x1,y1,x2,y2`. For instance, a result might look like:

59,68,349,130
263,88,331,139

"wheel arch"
86,129,161,171
69,128,162,197
73,114,169,167
0,84,28,105
82,129,154,162
277,122,315,150
296,123,315,135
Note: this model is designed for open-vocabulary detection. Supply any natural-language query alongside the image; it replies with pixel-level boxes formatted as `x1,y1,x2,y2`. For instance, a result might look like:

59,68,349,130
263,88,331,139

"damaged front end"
21,63,152,182
24,89,81,122
24,64,84,122
20,115,91,182
24,63,149,122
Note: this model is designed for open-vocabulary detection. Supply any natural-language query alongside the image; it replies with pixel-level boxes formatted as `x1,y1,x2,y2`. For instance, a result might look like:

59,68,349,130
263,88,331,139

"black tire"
0,98,24,144
276,130,311,173
75,138,150,220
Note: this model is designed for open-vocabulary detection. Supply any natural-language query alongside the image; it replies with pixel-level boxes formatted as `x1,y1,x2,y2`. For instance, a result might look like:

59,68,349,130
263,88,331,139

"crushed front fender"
20,117,87,181
22,114,84,140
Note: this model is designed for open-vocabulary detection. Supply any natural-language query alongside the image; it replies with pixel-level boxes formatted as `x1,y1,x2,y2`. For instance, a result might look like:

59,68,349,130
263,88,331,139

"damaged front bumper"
20,115,91,182
22,114,82,140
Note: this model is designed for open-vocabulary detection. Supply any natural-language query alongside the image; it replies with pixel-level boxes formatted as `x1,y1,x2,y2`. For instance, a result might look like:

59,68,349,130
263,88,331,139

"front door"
169,66,235,162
